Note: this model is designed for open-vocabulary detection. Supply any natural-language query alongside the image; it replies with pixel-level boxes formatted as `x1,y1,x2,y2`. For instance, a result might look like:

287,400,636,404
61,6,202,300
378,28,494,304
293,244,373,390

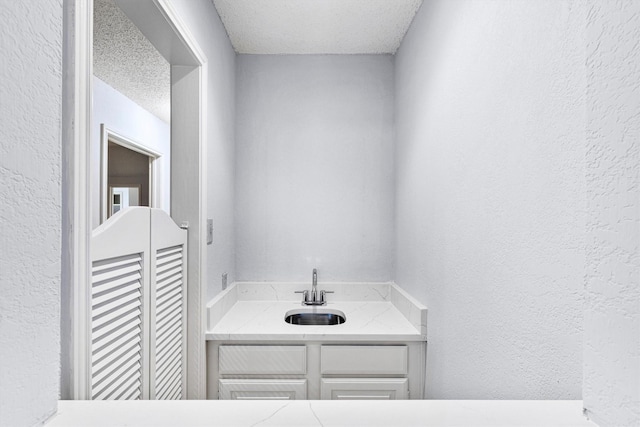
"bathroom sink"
284,308,346,325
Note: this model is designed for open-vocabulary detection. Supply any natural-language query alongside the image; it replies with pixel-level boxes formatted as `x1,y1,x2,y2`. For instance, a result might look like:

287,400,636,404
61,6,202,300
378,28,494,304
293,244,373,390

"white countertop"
207,301,424,341
206,282,428,342
48,400,595,426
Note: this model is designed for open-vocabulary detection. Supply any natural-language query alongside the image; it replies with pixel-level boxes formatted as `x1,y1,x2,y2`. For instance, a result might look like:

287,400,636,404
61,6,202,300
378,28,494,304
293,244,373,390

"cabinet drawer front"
219,345,306,375
321,378,408,400
321,345,407,375
219,379,307,400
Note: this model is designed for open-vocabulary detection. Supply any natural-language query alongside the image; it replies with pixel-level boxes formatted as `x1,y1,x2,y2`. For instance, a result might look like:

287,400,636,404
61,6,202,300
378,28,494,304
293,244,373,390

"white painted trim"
152,0,208,400
71,0,93,401
153,0,207,65
100,124,162,223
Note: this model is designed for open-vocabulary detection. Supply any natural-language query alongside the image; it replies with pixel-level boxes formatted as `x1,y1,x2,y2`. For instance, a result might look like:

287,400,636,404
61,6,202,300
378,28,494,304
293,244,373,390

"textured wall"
0,1,62,425
583,1,640,425
92,76,171,229
395,0,586,399
235,55,395,282
169,0,237,299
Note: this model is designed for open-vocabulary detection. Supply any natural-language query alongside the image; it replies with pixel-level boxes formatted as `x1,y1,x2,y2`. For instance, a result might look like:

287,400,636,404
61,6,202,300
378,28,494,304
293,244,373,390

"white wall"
92,76,170,229
395,0,586,399
235,55,395,282
583,1,640,425
169,0,237,299
0,1,62,425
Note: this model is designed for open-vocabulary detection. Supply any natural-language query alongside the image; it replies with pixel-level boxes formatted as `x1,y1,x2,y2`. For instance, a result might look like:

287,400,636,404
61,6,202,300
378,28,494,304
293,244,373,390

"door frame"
66,0,208,399
100,124,161,223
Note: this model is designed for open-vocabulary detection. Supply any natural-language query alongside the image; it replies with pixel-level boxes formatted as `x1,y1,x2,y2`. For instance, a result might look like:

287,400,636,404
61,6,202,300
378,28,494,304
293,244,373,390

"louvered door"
149,209,187,399
90,208,150,400
89,207,187,400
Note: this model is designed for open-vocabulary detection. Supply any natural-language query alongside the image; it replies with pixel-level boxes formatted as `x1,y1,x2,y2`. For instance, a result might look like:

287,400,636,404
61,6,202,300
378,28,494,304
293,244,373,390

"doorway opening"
65,0,208,400
100,125,161,222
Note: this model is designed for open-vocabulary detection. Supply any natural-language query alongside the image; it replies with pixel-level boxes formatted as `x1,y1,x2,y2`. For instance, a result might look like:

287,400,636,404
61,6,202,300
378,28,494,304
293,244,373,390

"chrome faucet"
311,268,318,302
295,268,332,306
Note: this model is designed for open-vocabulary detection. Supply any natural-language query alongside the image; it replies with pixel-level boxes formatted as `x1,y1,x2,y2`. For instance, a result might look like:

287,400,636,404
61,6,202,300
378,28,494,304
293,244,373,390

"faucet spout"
311,268,318,301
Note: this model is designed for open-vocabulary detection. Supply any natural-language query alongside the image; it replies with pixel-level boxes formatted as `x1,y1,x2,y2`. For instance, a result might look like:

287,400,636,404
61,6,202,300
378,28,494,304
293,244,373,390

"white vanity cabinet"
205,283,428,400
208,342,425,400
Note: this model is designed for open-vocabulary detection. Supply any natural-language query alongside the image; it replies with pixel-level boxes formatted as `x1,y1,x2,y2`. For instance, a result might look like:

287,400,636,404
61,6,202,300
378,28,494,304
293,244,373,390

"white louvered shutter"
89,207,187,400
90,208,150,400
149,209,188,400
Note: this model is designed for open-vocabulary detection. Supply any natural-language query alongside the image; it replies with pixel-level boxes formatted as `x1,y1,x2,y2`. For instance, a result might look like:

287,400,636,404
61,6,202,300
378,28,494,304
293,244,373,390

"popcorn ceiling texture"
0,1,62,425
93,0,170,123
583,1,640,425
212,0,423,54
394,0,586,399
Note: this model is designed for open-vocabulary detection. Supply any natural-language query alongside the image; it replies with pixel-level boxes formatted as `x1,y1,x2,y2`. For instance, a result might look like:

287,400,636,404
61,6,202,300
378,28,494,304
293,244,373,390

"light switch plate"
207,219,213,245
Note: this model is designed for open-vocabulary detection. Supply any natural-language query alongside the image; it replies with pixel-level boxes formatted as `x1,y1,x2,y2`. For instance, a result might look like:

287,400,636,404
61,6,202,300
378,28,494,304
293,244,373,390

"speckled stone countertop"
205,282,427,342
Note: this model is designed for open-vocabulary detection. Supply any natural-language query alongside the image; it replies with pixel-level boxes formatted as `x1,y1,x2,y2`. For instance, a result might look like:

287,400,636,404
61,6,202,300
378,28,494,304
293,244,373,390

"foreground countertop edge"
48,400,596,427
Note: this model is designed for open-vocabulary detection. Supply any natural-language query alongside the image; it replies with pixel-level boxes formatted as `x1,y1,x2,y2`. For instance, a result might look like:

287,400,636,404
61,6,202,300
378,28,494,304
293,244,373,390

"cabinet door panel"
219,379,307,400
321,346,407,375
321,378,408,400
219,345,306,375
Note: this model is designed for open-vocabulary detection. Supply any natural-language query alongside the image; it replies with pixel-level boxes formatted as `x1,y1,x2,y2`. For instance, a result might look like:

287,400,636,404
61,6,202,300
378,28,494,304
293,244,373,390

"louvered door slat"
156,366,182,400
156,295,182,319
92,306,142,338
92,289,142,319
155,316,181,351
93,359,142,400
93,311,141,342
157,276,183,294
92,304,141,331
156,336,181,370
93,254,143,273
93,262,143,284
156,263,182,282
92,322,140,355
156,285,181,307
156,309,181,335
166,382,182,401
92,341,142,381
157,245,182,259
92,350,142,391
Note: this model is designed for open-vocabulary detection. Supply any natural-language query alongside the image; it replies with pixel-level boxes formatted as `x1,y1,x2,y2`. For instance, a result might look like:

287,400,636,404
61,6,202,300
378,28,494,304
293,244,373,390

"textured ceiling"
93,0,170,123
212,0,423,54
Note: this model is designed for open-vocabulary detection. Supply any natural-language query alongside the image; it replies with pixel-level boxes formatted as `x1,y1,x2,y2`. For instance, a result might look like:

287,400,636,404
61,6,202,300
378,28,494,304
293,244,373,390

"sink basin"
284,308,346,325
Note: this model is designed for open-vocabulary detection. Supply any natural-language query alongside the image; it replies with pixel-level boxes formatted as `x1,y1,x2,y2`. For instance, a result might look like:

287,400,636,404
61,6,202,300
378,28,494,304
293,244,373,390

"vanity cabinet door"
219,379,307,400
321,378,408,400
321,345,408,375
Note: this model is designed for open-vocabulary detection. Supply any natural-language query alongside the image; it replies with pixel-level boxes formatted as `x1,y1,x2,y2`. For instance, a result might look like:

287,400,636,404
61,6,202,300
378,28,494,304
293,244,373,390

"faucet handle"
295,290,310,302
320,290,334,303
